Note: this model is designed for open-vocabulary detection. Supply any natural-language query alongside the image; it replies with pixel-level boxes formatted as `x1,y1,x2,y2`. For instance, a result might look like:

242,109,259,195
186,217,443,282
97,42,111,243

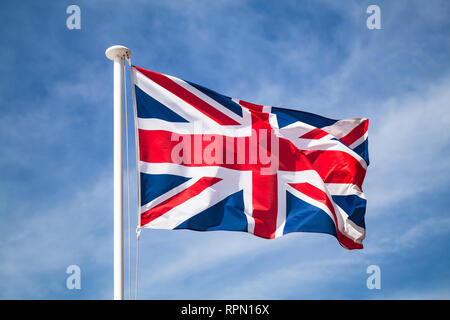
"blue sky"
0,0,449,299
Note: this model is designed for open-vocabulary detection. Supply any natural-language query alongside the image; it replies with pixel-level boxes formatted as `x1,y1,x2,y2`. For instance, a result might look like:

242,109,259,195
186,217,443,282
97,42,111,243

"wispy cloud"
0,170,113,298
366,76,450,211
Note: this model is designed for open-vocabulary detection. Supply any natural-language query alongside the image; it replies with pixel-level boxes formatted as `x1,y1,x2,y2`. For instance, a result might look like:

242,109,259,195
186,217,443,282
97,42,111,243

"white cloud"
365,76,450,211
217,256,367,299
0,170,113,298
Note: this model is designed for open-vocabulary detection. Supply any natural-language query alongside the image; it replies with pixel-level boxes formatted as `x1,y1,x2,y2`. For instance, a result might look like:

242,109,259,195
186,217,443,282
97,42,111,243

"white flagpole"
105,45,131,300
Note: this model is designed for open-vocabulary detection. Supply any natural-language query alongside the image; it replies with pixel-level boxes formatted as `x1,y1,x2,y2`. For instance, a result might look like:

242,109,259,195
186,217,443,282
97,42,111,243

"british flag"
131,65,369,250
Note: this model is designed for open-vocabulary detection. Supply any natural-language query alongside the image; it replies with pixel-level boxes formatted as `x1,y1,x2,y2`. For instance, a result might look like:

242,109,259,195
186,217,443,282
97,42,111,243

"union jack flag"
131,65,369,249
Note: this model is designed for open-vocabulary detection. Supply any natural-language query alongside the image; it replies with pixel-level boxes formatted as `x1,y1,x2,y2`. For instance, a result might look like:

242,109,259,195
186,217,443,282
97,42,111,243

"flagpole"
105,45,131,300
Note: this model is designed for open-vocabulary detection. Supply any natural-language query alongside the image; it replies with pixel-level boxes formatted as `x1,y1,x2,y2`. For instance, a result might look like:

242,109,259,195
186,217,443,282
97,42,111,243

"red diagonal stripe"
339,119,368,147
299,128,329,140
239,100,264,112
140,176,222,227
289,182,335,216
288,182,363,249
134,66,240,126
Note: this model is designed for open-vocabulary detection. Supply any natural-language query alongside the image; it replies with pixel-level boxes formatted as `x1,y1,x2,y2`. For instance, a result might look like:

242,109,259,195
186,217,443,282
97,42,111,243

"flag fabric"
131,65,369,249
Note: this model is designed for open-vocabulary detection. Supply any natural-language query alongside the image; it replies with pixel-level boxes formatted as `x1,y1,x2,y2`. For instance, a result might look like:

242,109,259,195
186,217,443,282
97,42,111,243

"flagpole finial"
105,45,131,61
